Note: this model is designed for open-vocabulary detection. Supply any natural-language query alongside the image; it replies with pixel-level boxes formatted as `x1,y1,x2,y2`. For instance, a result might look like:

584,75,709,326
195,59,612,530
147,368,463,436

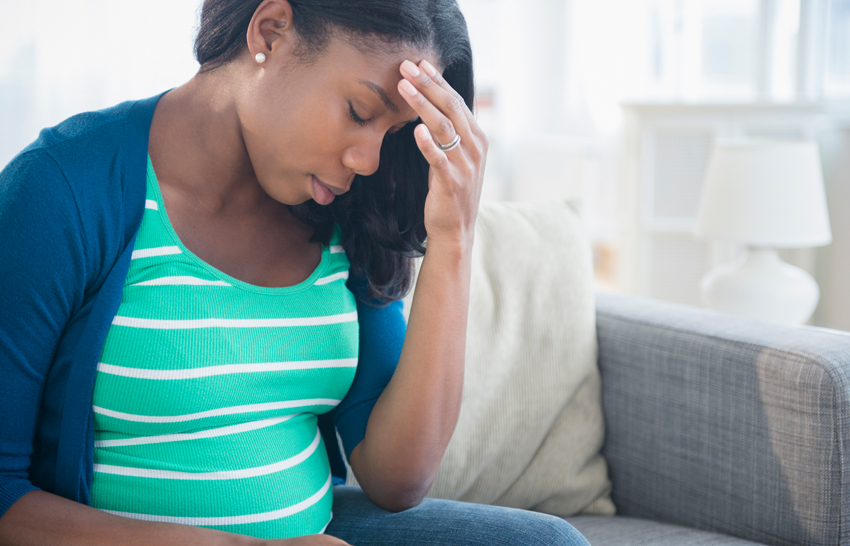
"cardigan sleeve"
0,150,89,517
318,274,407,482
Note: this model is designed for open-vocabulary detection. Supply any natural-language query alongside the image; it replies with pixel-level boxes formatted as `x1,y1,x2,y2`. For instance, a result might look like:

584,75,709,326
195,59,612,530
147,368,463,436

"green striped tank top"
89,156,358,539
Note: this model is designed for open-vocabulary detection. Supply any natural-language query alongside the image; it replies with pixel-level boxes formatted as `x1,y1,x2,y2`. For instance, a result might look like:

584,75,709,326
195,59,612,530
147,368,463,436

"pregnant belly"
90,414,333,539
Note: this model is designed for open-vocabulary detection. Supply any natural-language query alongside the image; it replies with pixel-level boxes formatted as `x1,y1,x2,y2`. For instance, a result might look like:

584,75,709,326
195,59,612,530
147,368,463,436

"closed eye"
349,99,419,134
348,101,370,126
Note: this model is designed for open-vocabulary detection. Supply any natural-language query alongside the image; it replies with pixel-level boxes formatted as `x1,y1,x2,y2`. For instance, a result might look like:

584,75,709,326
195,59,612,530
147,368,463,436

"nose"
342,135,382,178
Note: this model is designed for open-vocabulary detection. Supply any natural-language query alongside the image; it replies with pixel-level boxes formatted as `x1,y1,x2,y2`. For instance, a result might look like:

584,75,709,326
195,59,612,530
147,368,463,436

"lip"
312,175,347,196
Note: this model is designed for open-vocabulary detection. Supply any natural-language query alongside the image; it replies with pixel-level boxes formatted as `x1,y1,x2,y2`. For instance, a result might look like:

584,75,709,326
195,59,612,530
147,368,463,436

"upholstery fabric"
565,516,766,545
595,292,850,545
373,201,614,516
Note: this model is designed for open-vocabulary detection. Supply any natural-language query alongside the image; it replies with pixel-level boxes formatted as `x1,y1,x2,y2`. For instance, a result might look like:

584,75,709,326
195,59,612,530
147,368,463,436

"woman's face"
237,33,435,207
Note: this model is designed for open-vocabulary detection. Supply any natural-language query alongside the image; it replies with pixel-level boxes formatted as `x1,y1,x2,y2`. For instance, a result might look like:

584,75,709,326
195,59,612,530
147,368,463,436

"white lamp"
695,140,832,326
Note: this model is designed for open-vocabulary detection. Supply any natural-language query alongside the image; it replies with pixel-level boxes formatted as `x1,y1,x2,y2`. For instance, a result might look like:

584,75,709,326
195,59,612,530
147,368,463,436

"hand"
398,59,488,247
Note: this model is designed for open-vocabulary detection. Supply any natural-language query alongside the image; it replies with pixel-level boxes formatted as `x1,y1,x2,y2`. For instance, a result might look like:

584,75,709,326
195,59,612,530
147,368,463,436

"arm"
324,281,406,482
345,59,487,512
1,491,348,546
0,151,87,517
348,242,472,511
596,292,850,545
0,492,254,546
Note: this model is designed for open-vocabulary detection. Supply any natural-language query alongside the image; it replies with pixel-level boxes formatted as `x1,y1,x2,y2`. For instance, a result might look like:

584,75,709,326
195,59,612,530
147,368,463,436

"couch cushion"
566,516,767,545
396,201,614,516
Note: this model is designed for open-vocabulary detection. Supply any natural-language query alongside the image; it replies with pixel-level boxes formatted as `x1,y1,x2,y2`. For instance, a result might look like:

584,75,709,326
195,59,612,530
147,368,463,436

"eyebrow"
357,79,420,124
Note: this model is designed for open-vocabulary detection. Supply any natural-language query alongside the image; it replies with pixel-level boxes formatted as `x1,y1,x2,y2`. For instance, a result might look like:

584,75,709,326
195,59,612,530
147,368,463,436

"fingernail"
400,79,418,95
421,60,438,78
401,60,420,77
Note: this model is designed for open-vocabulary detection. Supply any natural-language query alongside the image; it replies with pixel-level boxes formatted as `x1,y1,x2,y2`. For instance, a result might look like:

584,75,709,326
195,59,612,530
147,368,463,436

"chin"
255,176,308,207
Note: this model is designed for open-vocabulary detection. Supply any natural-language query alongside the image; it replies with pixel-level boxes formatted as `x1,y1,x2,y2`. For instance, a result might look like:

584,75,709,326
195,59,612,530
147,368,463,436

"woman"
0,0,590,544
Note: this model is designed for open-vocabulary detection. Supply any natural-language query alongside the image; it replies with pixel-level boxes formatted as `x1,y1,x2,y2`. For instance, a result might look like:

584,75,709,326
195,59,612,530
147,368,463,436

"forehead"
317,36,438,117
324,34,436,76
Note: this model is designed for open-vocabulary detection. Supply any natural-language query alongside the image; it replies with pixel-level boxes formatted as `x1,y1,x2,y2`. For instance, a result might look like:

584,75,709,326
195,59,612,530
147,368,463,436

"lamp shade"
695,140,832,248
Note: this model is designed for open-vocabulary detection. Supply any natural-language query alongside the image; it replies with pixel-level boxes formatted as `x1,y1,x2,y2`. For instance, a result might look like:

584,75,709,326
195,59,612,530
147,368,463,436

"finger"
419,60,477,128
413,122,452,172
400,60,472,138
398,78,461,152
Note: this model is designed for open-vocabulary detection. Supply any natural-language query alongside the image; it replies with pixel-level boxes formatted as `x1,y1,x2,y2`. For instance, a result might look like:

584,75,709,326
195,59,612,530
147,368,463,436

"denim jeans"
325,486,591,546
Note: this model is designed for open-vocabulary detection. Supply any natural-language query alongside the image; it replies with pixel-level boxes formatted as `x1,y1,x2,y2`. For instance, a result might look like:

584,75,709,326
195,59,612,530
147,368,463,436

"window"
825,0,850,97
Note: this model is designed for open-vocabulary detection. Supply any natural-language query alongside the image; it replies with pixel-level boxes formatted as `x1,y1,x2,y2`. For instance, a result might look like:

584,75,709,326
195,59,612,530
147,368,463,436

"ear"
247,0,295,62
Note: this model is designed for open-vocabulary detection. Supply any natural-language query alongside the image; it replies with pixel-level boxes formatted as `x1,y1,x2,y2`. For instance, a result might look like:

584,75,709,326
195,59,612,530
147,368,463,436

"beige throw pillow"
349,201,615,517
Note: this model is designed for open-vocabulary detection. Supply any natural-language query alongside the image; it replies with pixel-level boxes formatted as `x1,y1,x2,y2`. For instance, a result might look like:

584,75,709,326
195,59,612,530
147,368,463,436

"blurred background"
1,0,849,330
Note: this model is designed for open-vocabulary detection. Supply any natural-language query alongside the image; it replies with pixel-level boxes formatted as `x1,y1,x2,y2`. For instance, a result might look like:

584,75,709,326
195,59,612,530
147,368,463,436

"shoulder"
1,93,164,285
2,102,126,211
17,94,161,197
24,100,136,152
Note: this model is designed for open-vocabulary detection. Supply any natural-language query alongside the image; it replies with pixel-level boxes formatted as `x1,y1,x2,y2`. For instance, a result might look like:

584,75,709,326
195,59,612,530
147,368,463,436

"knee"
523,514,590,546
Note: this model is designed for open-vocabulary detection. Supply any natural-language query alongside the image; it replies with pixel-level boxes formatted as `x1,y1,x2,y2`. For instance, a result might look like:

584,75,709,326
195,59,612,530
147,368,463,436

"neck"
148,64,274,215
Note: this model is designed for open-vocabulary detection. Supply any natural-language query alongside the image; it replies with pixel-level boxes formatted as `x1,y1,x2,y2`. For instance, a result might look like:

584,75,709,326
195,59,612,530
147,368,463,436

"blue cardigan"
0,92,405,518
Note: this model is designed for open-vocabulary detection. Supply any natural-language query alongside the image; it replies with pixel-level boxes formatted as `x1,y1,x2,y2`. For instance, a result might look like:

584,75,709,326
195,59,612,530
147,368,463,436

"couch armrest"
595,292,850,546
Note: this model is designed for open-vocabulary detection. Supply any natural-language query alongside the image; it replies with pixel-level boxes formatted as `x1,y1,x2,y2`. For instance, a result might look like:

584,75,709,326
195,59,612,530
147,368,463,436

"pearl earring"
255,52,266,63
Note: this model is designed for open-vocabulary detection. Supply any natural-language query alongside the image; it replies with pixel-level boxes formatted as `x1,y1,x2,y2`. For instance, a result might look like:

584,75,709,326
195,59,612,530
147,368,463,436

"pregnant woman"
0,0,589,544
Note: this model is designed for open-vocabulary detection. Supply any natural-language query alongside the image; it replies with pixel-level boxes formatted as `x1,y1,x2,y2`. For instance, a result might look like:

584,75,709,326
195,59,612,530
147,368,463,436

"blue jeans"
325,486,591,546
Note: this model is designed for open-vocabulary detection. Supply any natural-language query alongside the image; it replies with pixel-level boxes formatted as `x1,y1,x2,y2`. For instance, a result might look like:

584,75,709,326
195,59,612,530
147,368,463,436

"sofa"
397,201,850,546
565,291,850,545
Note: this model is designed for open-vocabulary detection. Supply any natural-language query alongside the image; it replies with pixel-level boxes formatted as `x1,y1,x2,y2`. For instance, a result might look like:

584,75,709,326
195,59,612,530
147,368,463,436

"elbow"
369,488,426,513
348,443,439,512
361,475,434,513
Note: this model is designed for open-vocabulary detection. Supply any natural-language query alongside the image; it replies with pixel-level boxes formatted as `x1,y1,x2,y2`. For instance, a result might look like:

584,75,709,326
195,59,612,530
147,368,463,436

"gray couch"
565,292,850,545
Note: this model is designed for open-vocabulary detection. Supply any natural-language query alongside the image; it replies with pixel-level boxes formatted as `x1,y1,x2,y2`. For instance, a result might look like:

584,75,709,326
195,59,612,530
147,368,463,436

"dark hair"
194,0,474,304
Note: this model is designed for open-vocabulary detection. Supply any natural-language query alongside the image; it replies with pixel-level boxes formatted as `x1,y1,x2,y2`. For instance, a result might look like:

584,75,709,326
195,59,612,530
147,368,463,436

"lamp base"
700,248,819,326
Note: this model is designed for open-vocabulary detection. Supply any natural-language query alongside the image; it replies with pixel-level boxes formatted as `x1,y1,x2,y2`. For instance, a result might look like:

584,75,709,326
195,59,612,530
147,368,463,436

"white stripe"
93,399,340,423
100,473,332,526
111,311,357,330
97,358,358,380
330,245,344,254
94,415,298,448
94,428,321,480
131,246,181,260
320,513,332,534
131,276,231,287
315,271,349,286
145,199,159,210
337,429,356,487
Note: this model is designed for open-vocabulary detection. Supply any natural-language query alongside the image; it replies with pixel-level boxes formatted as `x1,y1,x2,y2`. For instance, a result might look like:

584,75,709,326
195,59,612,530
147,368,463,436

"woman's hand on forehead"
397,58,488,247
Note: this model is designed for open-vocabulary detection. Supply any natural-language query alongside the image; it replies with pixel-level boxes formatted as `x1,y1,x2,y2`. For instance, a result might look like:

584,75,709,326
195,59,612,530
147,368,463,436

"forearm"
0,490,253,546
349,237,473,510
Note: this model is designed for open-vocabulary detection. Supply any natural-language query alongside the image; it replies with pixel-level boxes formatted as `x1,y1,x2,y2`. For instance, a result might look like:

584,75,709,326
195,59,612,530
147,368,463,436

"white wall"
2,0,850,329
0,0,201,166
